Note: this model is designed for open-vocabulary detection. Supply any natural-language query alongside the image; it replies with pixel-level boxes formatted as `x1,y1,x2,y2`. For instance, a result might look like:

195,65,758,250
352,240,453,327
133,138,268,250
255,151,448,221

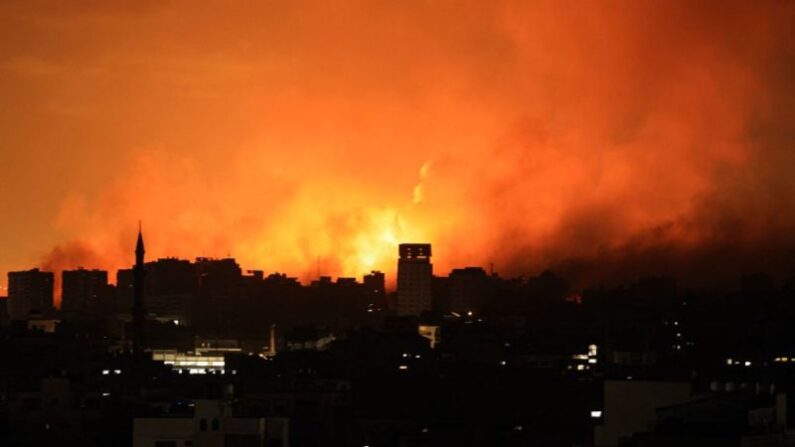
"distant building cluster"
2,233,795,446
3,240,502,329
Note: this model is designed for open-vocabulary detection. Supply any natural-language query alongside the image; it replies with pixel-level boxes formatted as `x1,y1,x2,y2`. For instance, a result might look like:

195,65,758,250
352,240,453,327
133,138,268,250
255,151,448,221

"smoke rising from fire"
2,1,794,300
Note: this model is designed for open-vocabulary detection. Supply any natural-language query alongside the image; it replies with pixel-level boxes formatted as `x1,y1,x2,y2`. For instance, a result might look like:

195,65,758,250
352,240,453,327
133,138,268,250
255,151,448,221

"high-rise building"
143,258,195,325
61,268,109,319
449,267,491,314
116,257,196,315
8,268,54,321
396,243,433,316
194,257,242,297
363,271,385,296
192,257,242,333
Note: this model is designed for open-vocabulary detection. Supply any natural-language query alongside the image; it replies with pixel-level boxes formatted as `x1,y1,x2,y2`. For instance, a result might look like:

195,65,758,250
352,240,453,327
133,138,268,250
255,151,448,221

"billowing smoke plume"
2,1,793,299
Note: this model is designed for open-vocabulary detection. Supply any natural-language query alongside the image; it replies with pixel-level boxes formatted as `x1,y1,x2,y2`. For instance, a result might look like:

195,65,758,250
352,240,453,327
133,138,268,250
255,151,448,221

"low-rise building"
133,399,289,447
594,380,692,446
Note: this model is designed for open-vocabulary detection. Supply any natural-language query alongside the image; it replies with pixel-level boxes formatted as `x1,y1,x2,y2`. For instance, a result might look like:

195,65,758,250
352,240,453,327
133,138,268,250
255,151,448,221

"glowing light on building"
152,351,225,374
418,325,440,349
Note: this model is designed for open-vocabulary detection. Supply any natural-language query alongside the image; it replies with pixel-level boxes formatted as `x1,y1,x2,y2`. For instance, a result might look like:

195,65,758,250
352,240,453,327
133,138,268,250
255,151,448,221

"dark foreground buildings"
3,240,795,446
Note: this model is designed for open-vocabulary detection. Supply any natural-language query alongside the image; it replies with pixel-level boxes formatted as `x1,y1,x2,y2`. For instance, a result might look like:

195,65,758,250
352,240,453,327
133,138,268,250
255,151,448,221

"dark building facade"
61,268,109,319
8,268,54,321
449,267,492,314
396,243,433,316
194,257,242,297
363,270,386,296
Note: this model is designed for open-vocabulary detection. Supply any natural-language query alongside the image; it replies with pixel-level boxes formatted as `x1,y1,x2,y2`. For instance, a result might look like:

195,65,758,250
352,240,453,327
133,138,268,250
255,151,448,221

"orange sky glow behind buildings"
1,1,795,306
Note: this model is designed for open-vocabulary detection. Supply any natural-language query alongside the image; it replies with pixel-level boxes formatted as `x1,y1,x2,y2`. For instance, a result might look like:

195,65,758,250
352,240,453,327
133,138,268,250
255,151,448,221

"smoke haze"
1,1,794,303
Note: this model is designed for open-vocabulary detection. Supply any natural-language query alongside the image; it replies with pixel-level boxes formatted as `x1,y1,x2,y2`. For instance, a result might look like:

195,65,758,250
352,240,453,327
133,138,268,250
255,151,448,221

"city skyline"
3,2,795,446
4,234,480,309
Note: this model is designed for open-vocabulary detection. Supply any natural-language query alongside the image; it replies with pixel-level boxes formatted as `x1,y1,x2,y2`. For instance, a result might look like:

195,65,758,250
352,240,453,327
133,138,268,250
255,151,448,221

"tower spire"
136,221,145,261
132,222,147,356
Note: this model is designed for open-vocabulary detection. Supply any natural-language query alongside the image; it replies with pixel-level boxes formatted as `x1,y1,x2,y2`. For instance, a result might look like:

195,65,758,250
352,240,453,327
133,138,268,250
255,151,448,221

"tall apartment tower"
396,243,433,316
449,267,491,314
8,268,54,321
62,268,109,319
363,270,386,296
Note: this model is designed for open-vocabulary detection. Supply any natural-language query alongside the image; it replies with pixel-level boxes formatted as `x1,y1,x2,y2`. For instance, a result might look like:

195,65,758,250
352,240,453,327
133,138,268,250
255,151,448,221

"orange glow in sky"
1,1,795,305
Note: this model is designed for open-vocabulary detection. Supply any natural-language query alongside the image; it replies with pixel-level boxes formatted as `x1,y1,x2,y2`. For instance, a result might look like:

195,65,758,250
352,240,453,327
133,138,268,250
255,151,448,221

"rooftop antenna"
317,256,321,279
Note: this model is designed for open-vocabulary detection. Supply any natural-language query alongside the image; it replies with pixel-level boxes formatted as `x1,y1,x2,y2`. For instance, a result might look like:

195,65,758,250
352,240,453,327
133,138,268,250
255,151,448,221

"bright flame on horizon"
0,1,792,305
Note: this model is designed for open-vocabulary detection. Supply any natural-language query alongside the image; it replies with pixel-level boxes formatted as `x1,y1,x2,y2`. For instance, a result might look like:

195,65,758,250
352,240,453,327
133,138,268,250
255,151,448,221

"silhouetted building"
145,258,195,325
146,257,196,296
118,258,196,322
0,296,7,326
432,275,451,313
363,270,385,295
8,268,54,321
61,268,109,319
396,244,433,316
310,276,333,288
336,277,357,286
116,268,135,316
449,267,491,314
192,258,243,335
132,225,147,355
195,257,242,297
